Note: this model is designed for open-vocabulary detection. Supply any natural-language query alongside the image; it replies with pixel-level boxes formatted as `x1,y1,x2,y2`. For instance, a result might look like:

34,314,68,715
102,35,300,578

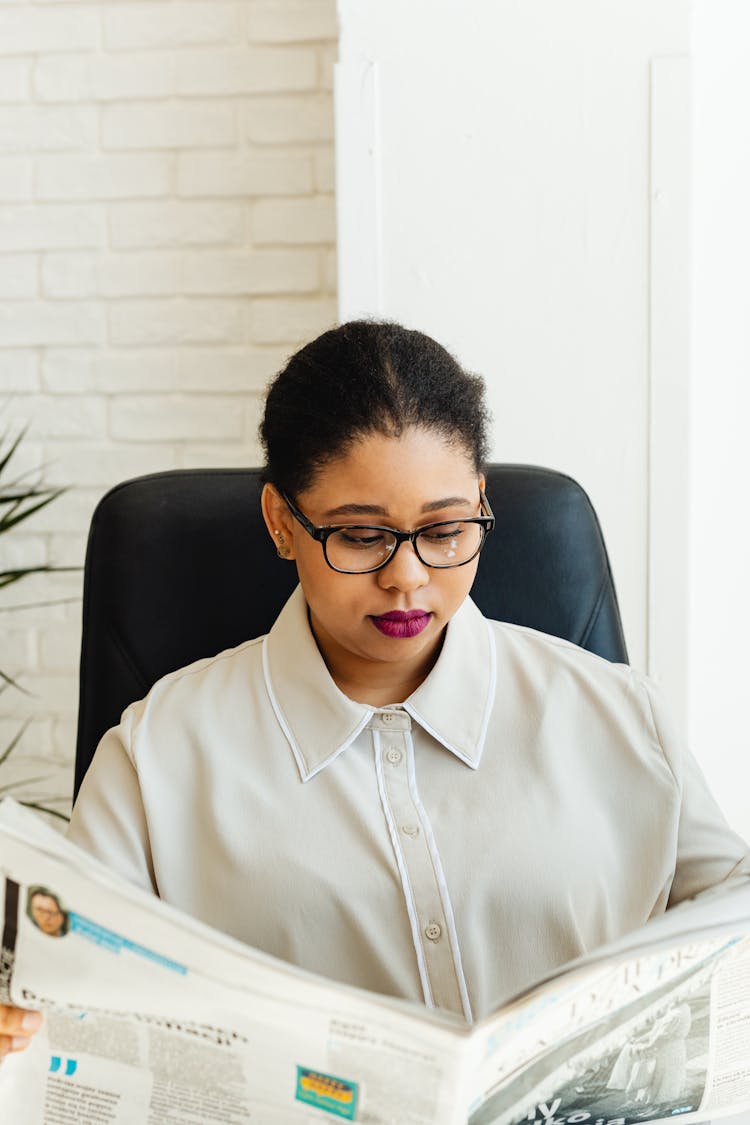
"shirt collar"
404,594,496,769
262,586,496,781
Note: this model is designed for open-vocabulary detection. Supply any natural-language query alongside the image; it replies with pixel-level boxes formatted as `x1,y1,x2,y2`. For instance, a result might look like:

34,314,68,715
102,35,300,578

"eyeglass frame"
280,490,495,574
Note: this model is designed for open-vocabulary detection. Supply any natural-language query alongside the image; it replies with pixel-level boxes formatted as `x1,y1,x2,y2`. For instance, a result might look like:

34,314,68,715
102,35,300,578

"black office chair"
74,465,628,799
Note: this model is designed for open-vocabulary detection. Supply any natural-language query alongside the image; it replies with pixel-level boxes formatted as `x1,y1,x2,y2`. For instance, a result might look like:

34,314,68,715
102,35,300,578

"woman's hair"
259,320,491,497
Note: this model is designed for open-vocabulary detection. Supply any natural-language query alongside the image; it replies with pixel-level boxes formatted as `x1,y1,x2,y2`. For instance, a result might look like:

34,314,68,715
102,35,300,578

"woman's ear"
261,483,296,561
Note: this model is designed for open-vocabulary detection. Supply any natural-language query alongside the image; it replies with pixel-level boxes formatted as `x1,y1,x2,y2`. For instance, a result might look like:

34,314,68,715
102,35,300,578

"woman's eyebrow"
421,496,474,513
323,497,474,518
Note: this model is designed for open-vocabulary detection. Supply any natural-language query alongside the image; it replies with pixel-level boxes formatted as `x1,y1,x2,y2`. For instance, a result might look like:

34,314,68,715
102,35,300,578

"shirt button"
386,748,402,764
402,824,420,838
382,713,394,722
424,922,442,942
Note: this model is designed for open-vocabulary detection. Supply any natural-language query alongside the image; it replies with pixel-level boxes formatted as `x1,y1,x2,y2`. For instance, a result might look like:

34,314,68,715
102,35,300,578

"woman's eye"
422,525,463,543
339,530,386,549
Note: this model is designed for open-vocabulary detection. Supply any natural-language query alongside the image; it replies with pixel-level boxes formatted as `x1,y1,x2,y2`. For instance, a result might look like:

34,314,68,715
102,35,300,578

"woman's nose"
376,539,429,591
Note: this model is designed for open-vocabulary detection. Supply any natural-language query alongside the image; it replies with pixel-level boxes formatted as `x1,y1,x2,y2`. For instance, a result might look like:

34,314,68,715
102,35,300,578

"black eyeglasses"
282,491,495,574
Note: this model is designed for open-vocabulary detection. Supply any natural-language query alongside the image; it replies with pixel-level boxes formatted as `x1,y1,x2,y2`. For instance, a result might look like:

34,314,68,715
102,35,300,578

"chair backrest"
74,465,628,798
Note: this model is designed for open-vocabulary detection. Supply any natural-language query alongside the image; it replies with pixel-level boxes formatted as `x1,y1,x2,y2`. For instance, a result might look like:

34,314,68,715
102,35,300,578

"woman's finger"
0,1007,43,1057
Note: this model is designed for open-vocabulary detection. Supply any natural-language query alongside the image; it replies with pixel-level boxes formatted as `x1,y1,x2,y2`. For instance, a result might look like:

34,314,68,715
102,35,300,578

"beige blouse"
68,587,750,1022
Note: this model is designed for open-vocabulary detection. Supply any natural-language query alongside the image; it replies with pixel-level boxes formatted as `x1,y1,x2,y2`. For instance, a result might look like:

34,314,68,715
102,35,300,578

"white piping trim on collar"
475,616,497,760
261,636,373,782
403,616,496,769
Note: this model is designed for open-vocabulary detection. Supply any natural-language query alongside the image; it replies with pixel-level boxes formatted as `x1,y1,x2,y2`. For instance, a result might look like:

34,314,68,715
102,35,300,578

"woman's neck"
310,617,445,707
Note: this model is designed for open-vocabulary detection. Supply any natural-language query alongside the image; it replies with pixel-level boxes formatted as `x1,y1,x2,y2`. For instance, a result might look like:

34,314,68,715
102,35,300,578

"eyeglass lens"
325,522,484,573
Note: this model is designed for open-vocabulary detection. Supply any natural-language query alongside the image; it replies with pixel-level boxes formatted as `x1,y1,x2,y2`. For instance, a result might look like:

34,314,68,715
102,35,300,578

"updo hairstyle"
259,320,491,498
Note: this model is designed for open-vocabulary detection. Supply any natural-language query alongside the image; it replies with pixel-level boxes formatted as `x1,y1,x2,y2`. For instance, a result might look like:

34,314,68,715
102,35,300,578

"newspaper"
1,798,750,1125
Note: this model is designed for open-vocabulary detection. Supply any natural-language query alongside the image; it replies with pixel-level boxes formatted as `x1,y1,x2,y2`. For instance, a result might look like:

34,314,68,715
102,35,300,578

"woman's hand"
0,1005,43,1059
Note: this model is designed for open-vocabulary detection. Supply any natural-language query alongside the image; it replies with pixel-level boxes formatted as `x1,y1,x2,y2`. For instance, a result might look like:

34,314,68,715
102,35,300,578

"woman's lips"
370,610,432,638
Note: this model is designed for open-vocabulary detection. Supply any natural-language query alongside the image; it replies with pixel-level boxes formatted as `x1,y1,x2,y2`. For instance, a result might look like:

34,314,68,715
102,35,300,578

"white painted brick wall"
102,102,238,150
0,205,106,250
0,302,107,346
34,53,175,103
181,248,319,294
36,155,174,201
0,158,33,201
109,201,245,248
245,95,334,142
174,47,317,95
108,298,246,346
0,59,31,102
0,8,100,55
0,255,38,299
177,152,313,197
103,4,241,51
252,197,336,243
247,0,338,43
3,351,39,392
0,106,100,151
0,0,339,811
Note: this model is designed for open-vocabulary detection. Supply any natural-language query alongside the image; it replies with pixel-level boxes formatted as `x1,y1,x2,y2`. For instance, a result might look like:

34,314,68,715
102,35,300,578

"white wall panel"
337,0,691,680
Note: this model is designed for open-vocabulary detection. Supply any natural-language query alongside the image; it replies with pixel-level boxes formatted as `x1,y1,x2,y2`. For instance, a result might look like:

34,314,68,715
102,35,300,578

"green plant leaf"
0,489,61,504
0,596,80,613
0,427,27,477
0,669,32,695
0,487,66,535
0,426,73,824
0,719,31,767
0,566,79,590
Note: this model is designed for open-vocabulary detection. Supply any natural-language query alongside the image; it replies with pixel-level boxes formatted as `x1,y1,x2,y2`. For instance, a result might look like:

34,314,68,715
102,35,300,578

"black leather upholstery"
74,465,627,798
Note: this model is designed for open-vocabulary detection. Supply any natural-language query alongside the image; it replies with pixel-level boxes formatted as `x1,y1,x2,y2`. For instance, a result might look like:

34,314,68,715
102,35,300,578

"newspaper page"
2,798,750,1125
0,799,473,1125
464,885,750,1125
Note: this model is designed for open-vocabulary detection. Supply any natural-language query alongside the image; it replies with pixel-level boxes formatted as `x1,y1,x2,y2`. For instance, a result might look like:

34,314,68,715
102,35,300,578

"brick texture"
103,4,240,51
109,201,244,248
246,1,338,44
0,59,32,101
0,0,338,796
0,255,38,300
0,106,99,152
251,196,336,244
34,52,175,103
36,155,173,201
245,95,334,143
0,159,33,201
175,47,316,96
177,153,312,197
102,102,237,150
0,8,100,55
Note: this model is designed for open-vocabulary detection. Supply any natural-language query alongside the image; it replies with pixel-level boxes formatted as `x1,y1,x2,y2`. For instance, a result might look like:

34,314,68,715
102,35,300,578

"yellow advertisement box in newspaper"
295,1066,359,1120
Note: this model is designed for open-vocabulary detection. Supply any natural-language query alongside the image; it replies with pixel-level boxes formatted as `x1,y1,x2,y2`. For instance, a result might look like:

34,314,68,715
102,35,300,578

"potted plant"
0,427,73,824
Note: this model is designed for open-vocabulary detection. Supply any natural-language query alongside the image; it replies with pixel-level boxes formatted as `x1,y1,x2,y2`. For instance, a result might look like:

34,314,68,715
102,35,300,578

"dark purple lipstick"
370,610,432,638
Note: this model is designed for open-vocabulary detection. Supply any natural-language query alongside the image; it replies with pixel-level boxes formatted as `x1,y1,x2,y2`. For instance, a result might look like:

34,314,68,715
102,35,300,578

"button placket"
376,729,465,1017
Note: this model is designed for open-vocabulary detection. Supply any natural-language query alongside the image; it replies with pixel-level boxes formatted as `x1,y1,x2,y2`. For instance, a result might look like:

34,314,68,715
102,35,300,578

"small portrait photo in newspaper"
25,886,70,939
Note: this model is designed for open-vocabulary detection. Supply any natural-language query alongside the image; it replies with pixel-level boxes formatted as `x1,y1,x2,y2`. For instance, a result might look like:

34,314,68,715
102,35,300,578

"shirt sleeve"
67,703,158,896
642,676,750,905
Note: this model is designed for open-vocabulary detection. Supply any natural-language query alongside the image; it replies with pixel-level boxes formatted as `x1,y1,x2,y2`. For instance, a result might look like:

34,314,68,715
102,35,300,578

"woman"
2,320,749,1054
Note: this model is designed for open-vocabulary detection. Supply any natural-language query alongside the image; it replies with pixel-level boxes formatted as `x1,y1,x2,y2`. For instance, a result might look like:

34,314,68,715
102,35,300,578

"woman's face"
263,427,485,699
